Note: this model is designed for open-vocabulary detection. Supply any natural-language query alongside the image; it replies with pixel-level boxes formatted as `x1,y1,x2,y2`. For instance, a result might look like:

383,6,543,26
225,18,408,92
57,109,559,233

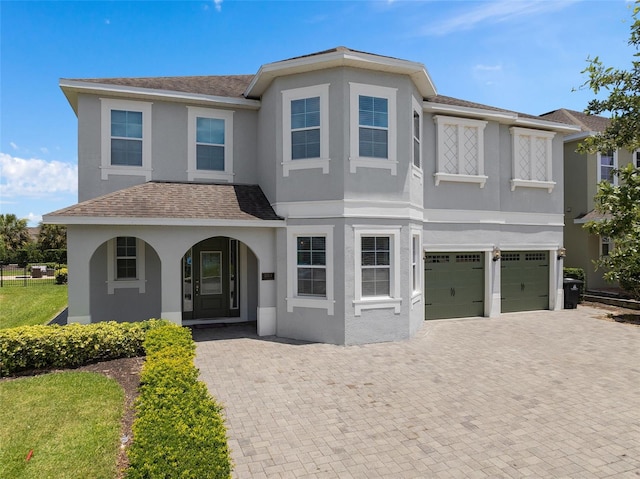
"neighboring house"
540,108,634,291
44,47,578,345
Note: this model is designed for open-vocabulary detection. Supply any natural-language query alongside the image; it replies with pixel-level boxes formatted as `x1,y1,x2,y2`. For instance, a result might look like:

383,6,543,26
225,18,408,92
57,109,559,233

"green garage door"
501,251,549,313
425,252,484,320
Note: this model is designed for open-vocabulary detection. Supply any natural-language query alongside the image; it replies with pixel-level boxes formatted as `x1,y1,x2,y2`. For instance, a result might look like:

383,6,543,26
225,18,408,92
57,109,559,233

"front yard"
0,371,124,479
0,284,67,329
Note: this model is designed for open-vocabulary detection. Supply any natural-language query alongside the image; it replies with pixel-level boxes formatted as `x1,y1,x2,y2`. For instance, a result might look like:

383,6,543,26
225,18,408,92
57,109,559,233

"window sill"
411,165,423,182
107,279,146,295
434,173,487,188
349,157,398,175
101,166,151,181
282,158,330,177
353,297,401,316
510,179,555,192
286,297,334,315
411,292,422,309
187,170,234,182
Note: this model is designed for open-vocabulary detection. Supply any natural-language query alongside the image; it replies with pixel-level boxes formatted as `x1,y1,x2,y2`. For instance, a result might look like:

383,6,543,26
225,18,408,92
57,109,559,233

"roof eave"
424,101,581,133
245,50,437,98
59,79,261,112
43,215,286,228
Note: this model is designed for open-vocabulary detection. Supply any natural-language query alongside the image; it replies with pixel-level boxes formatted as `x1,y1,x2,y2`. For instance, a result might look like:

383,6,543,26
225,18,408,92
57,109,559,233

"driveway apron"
194,307,640,478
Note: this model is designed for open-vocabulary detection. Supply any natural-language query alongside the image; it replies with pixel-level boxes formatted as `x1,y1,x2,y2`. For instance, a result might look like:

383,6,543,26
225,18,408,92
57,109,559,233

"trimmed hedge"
126,325,232,478
0,320,168,376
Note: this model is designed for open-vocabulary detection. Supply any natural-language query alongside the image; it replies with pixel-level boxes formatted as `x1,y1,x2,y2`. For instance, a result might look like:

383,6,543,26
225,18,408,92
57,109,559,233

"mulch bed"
582,301,640,326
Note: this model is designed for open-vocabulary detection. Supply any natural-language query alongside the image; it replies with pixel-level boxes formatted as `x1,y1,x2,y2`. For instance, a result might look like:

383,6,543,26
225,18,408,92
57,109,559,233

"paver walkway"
194,306,640,478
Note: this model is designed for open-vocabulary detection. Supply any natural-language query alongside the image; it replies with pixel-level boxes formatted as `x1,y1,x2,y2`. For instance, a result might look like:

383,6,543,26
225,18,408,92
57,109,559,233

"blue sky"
0,0,635,225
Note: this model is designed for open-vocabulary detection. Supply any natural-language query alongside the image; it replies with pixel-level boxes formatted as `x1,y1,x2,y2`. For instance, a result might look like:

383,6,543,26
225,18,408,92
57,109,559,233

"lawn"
0,372,124,479
0,284,68,329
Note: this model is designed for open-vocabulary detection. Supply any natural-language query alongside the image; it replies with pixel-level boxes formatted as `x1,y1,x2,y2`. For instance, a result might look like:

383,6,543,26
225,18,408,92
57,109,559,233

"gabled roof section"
60,75,258,113
44,182,283,226
540,108,610,133
425,95,581,133
244,46,437,99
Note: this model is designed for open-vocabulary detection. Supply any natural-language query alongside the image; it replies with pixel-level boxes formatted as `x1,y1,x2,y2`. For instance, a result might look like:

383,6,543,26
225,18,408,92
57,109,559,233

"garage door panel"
501,251,549,313
425,252,484,320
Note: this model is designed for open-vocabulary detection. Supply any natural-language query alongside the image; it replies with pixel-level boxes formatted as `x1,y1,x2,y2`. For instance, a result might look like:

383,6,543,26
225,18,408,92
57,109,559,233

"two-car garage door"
424,250,549,320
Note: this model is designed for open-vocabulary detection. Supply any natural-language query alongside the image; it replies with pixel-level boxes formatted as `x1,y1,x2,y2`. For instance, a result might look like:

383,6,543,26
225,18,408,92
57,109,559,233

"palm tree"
0,214,30,255
38,223,67,251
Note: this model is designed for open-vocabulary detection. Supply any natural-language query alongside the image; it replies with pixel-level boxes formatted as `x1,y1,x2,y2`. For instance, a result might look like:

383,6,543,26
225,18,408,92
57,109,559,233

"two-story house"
44,47,578,345
541,108,633,291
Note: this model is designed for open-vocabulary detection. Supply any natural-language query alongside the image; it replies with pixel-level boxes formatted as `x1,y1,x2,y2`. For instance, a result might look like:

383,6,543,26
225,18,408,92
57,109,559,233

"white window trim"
282,84,330,177
596,149,618,185
100,98,152,181
411,97,423,181
600,236,613,257
187,106,234,182
106,237,146,294
286,225,335,315
353,226,401,316
411,228,423,308
510,126,556,192
349,83,398,175
434,115,488,188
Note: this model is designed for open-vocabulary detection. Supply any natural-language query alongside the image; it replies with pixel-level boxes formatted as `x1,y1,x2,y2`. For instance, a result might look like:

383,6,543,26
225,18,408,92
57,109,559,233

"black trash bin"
563,278,583,309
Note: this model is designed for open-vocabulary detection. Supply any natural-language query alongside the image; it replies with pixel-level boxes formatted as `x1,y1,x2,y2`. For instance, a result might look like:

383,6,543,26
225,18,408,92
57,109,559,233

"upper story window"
510,127,556,192
412,110,421,169
100,99,152,180
634,149,640,168
349,83,397,175
597,150,618,185
434,116,488,187
282,84,330,177
187,107,234,182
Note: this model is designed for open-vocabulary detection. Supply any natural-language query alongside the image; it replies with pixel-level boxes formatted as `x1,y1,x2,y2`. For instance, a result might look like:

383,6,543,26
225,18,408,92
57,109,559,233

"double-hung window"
296,236,326,297
434,116,487,187
116,237,137,280
361,236,390,297
353,226,401,315
106,236,146,294
286,226,334,314
282,84,330,176
349,83,397,174
187,107,234,182
101,99,152,180
597,150,618,184
510,127,556,192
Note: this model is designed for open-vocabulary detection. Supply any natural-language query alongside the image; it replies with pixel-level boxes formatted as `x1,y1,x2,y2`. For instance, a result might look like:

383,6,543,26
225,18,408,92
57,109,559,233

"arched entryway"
181,236,259,325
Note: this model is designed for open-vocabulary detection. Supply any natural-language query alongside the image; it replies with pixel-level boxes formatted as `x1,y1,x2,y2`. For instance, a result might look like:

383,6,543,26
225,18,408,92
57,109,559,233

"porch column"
67,227,92,324
159,248,184,325
256,230,277,336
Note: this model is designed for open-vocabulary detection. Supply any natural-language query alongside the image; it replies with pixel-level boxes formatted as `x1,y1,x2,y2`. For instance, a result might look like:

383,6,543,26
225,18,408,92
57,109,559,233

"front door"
187,237,240,319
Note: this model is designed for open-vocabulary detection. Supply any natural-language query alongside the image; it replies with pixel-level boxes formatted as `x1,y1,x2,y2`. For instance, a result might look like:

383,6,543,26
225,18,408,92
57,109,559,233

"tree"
580,2,640,298
38,223,67,251
0,214,31,262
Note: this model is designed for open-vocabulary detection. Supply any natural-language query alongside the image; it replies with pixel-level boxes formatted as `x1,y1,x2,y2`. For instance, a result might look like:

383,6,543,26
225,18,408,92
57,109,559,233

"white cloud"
40,147,49,155
27,212,42,224
0,152,77,198
9,142,18,150
214,0,223,12
474,64,502,72
422,0,580,36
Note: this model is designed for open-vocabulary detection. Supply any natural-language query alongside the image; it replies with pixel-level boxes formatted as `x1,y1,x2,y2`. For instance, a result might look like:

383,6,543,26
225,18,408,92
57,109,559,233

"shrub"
0,319,168,376
127,325,232,479
55,267,68,284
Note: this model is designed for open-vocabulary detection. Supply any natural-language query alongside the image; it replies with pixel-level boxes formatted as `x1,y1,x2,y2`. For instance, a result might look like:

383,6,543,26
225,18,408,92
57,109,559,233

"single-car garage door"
424,252,484,320
501,251,549,313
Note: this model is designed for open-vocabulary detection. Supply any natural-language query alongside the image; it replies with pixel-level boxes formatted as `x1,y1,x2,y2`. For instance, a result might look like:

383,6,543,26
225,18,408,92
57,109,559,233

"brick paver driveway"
194,306,640,478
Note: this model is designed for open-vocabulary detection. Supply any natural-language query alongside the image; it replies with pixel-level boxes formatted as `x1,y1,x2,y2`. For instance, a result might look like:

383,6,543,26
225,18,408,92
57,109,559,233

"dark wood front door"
192,237,237,319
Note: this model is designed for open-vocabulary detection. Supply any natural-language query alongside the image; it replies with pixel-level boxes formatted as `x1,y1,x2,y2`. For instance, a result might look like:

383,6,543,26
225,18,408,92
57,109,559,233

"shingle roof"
539,108,610,132
46,182,282,221
66,75,254,98
426,95,559,122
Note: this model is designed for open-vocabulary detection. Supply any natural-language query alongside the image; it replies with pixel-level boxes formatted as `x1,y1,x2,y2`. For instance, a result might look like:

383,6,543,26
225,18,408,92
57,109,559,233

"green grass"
0,284,68,329
0,372,124,479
